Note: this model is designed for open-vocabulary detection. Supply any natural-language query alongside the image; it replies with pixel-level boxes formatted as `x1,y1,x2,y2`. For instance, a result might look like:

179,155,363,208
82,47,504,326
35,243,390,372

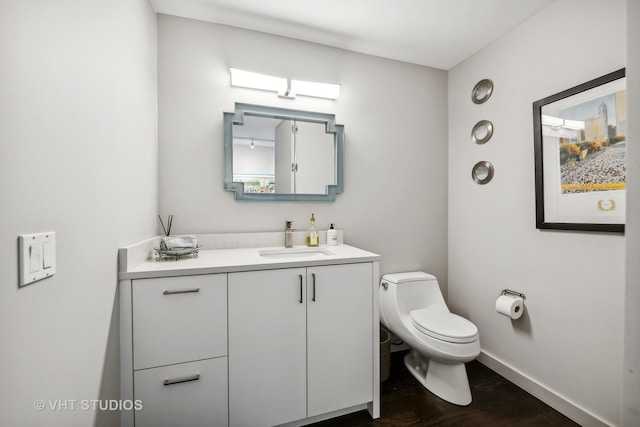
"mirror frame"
223,103,344,201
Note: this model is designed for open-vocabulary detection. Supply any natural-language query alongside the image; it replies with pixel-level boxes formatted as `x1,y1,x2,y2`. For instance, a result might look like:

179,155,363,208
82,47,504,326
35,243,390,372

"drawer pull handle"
163,374,200,386
162,288,200,295
312,273,316,302
299,274,303,304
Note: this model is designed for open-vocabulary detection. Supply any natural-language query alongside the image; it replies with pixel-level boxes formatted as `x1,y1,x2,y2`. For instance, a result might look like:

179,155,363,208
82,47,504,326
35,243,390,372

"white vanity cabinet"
120,238,380,427
133,357,228,427
228,263,374,427
121,274,229,427
228,268,307,427
132,274,227,369
306,264,373,417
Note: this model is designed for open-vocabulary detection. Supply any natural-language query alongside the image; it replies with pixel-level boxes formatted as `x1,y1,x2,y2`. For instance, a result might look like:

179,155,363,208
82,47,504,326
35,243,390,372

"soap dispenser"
306,213,319,247
285,221,294,248
327,223,338,246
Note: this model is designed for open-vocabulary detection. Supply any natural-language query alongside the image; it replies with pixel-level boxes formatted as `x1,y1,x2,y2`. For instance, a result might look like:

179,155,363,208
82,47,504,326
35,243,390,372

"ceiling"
149,0,555,70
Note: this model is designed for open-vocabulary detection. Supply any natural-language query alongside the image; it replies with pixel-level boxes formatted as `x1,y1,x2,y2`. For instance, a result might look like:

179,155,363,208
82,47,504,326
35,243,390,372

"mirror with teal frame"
223,103,344,201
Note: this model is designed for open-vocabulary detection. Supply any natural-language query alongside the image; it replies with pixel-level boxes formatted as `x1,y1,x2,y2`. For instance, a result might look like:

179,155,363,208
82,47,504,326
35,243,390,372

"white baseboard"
478,351,613,427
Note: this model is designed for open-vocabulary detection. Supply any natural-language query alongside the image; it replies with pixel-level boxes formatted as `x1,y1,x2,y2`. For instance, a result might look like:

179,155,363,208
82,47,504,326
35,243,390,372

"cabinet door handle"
163,373,200,386
299,274,303,303
312,273,316,302
162,288,200,295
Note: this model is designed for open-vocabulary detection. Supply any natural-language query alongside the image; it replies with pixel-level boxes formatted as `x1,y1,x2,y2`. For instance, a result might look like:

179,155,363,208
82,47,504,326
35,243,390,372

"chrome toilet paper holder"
500,289,526,299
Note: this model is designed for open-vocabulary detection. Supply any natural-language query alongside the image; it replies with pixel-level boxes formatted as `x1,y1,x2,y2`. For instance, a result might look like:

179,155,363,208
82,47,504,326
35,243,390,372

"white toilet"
379,271,480,406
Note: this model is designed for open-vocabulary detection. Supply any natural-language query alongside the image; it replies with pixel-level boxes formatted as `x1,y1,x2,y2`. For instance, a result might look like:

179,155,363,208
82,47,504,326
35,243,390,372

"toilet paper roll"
495,294,524,319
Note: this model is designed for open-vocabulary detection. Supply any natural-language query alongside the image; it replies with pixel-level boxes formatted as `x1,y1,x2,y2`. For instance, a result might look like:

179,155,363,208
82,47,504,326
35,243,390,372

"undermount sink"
259,247,335,259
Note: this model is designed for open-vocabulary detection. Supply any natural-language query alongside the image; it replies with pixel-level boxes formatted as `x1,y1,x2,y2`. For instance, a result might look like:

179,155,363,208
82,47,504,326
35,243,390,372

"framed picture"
533,69,626,233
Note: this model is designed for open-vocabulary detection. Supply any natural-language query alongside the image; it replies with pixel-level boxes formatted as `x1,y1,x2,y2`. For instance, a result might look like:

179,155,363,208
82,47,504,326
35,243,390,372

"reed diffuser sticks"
158,214,173,236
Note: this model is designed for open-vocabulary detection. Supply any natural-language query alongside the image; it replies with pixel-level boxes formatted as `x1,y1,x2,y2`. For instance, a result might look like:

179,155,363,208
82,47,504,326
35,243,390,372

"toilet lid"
410,309,479,344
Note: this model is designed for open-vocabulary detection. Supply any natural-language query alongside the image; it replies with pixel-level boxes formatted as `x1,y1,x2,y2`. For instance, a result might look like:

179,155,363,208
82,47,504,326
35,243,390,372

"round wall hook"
472,161,494,185
471,120,493,144
471,79,493,104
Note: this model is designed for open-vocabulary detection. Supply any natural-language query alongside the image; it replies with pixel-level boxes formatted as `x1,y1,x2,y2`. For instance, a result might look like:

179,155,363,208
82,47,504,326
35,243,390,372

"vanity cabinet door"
307,263,373,417
228,268,307,427
134,357,228,427
132,274,227,370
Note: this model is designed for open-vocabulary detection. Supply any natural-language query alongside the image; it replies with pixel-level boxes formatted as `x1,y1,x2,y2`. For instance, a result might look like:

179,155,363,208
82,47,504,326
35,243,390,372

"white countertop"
119,243,380,280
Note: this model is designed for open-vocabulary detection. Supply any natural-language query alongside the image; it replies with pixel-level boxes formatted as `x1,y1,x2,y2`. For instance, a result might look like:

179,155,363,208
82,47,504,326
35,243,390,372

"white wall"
0,1,158,426
448,0,625,425
233,144,275,176
157,15,449,282
624,0,640,425
2,2,631,425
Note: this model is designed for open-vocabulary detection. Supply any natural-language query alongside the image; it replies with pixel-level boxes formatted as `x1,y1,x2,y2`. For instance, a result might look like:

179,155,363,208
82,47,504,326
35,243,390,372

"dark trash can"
380,328,391,382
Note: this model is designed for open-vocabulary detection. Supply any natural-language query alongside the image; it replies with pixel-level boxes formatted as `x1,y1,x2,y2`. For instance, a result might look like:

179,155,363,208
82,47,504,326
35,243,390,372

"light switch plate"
18,232,56,287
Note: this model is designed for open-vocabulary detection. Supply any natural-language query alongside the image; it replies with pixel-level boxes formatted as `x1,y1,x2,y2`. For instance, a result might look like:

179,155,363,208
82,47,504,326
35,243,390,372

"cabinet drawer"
134,357,228,427
133,274,227,370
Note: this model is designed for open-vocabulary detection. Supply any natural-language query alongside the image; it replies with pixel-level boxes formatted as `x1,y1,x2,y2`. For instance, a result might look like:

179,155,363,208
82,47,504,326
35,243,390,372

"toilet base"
403,350,472,406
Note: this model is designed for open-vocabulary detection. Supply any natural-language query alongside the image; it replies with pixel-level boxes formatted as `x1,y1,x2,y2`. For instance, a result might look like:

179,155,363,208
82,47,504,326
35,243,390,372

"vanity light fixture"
229,68,340,100
230,68,287,95
291,79,340,99
541,114,563,127
541,114,585,130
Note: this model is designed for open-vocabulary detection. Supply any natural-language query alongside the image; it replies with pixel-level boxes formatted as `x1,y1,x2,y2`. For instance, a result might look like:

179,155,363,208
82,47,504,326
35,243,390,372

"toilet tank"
381,271,447,314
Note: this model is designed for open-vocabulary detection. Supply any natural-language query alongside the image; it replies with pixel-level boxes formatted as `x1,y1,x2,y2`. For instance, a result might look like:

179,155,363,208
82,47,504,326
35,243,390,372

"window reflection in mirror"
232,116,277,193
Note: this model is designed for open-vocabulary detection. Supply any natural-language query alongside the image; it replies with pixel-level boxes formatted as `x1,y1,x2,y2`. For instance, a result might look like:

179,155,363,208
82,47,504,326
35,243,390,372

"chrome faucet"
285,221,294,248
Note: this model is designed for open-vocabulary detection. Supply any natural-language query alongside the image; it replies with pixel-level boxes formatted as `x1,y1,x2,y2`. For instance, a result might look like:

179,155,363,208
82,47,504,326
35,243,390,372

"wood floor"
311,350,579,427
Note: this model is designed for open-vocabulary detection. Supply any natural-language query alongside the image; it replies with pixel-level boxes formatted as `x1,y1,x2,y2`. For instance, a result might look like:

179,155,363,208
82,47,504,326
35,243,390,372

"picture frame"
533,69,626,233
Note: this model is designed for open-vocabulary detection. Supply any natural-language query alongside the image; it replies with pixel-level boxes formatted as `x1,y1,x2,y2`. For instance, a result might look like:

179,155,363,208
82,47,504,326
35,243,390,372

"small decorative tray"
154,247,200,261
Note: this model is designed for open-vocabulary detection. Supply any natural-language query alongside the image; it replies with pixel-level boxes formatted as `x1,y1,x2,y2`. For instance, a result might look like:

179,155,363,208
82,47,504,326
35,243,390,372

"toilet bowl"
379,271,480,406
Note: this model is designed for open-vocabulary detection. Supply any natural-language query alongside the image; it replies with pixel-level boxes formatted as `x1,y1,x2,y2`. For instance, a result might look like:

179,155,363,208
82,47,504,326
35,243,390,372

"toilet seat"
410,309,478,344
